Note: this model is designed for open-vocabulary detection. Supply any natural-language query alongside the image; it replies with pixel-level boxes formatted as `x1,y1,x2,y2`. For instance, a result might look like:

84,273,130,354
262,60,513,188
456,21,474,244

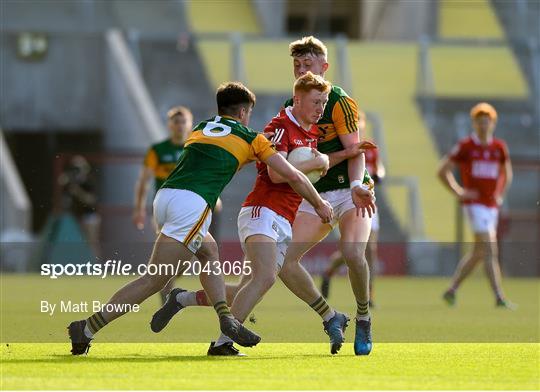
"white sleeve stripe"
272,128,285,144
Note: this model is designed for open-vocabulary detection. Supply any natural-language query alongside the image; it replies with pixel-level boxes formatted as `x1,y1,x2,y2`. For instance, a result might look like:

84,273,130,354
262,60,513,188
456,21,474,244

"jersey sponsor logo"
272,128,285,144
294,139,304,145
338,175,345,183
471,160,499,179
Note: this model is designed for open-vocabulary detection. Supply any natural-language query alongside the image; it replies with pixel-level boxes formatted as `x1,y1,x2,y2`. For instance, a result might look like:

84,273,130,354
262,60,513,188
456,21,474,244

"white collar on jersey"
285,106,311,131
471,132,493,146
216,115,237,124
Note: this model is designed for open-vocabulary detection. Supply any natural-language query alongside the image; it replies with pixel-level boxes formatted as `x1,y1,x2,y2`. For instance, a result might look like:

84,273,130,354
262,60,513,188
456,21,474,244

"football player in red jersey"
438,102,514,308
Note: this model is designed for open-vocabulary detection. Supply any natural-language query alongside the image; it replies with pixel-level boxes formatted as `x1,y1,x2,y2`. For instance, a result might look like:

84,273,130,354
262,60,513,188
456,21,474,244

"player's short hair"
293,72,331,95
216,82,256,116
470,102,497,121
167,106,192,120
289,36,327,59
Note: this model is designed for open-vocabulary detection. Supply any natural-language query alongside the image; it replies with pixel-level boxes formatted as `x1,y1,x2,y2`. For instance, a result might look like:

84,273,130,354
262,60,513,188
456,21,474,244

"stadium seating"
348,43,454,242
186,0,261,35
429,46,528,98
438,0,504,39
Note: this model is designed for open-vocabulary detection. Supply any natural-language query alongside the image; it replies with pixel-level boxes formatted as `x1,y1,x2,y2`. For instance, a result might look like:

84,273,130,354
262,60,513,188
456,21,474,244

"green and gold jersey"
143,139,185,192
285,85,371,192
162,115,276,209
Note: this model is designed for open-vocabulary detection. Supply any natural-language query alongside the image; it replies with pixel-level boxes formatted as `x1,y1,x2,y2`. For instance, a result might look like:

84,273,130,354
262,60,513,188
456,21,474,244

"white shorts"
298,188,367,227
464,204,498,233
153,188,212,253
237,206,292,269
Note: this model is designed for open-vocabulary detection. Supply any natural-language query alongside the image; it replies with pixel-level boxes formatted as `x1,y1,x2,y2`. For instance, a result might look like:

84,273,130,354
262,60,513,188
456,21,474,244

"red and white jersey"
364,142,378,176
243,107,319,225
449,134,509,207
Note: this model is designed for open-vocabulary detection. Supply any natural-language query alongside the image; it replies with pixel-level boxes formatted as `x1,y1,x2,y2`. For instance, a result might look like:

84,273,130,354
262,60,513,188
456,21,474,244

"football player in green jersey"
132,106,224,304
132,106,193,231
68,81,333,356
278,36,376,355
132,107,192,305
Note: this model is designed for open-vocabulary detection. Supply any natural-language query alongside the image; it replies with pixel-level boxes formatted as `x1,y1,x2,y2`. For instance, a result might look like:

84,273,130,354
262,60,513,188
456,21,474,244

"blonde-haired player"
279,36,376,355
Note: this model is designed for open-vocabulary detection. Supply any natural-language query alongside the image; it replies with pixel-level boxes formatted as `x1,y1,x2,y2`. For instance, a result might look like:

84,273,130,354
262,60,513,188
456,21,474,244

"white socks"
176,291,198,307
323,309,336,322
214,333,234,347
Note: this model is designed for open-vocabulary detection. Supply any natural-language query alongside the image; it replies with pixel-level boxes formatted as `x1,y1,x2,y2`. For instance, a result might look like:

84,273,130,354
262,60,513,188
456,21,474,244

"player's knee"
257,273,276,292
473,241,489,260
341,247,367,267
280,257,300,275
196,242,219,263
139,273,171,293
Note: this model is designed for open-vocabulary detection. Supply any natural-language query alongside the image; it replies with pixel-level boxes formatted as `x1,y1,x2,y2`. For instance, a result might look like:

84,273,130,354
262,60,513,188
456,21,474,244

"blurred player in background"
132,106,222,304
68,82,332,355
278,36,376,356
132,106,193,231
438,102,514,309
58,155,100,257
320,111,386,307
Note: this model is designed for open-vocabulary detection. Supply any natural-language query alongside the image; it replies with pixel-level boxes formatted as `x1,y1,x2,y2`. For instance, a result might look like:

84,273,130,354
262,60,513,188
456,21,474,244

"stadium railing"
0,129,32,233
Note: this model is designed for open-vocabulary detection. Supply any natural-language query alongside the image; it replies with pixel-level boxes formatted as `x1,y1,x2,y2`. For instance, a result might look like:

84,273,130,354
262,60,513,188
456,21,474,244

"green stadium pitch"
1,275,539,390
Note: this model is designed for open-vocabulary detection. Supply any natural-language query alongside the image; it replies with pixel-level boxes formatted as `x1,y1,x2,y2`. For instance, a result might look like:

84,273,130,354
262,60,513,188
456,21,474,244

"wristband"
350,180,369,191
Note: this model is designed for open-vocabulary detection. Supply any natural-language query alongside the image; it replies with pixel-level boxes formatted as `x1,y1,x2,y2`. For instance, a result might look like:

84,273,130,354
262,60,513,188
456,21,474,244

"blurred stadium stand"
1,0,538,276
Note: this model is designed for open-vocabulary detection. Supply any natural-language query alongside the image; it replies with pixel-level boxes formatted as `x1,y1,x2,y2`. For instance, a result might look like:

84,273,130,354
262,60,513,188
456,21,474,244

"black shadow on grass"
4,353,335,364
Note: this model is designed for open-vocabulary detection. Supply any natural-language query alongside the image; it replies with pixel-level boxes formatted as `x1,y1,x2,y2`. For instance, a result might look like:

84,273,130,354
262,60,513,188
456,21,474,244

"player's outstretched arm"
327,141,377,169
265,153,333,223
132,166,153,230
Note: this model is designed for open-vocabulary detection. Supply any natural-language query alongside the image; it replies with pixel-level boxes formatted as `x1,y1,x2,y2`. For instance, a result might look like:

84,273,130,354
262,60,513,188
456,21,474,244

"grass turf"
1,343,539,389
1,275,539,389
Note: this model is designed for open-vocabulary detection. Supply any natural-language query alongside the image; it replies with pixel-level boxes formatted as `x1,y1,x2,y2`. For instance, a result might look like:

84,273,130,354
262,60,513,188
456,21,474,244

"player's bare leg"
159,276,176,304
150,233,260,345
68,233,189,354
230,236,278,320
157,255,251,308
339,209,371,314
338,208,373,355
443,241,484,305
321,250,345,299
480,232,513,308
279,211,349,354
69,233,259,355
365,230,378,305
280,212,331,303
210,235,278,352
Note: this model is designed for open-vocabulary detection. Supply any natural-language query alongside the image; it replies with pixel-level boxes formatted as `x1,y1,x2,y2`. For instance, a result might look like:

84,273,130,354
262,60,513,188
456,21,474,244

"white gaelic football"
287,146,322,183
